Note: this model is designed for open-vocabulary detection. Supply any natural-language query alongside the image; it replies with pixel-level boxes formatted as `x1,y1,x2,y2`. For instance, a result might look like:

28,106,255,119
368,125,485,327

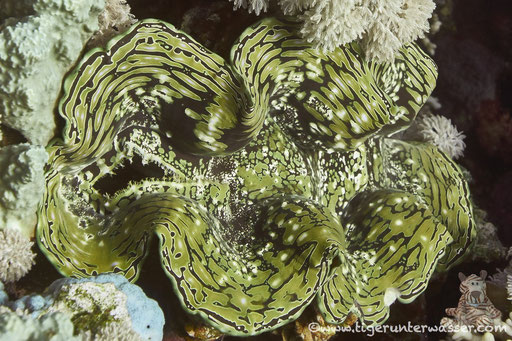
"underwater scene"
0,0,511,340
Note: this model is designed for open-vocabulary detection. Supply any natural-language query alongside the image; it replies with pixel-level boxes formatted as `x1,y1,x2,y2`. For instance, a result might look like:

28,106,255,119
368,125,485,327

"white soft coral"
280,0,373,51
361,0,435,62
229,0,435,62
230,0,270,15
417,114,466,159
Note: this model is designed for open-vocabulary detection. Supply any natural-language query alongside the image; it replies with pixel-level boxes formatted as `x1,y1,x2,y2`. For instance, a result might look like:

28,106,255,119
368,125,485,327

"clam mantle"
36,18,475,335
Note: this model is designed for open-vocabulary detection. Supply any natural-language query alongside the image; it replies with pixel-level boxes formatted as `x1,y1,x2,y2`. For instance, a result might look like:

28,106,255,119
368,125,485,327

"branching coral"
229,0,435,62
398,98,466,160
36,18,474,336
0,227,35,283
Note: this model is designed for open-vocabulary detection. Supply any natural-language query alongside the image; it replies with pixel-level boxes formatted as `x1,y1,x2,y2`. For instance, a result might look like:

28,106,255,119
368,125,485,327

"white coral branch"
230,0,270,15
417,114,466,159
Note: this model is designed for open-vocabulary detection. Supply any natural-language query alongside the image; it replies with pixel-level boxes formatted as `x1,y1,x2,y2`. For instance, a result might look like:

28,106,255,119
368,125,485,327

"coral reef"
0,228,35,283
0,282,7,305
398,98,466,160
230,0,268,15
277,306,345,341
229,0,436,62
0,144,48,238
508,275,512,301
82,320,143,341
35,16,475,336
0,308,81,341
88,0,138,48
469,209,507,263
1,273,163,340
416,114,466,159
0,0,104,146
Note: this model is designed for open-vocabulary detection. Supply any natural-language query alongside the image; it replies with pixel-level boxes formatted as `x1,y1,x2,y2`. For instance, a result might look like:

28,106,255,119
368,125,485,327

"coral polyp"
36,17,475,335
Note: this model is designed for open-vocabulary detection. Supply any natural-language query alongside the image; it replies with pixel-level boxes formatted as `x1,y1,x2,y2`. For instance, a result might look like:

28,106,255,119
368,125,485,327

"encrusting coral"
0,227,35,283
82,321,143,341
229,0,436,62
0,273,164,340
0,307,81,341
0,0,105,146
0,144,48,238
35,15,475,336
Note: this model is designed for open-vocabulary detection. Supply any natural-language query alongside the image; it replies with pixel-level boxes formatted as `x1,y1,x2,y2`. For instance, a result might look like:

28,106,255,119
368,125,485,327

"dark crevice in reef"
0,123,28,146
9,248,63,299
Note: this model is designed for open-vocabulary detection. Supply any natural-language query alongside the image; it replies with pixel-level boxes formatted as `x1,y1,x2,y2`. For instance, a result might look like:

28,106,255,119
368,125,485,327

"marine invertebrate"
0,228,35,283
229,0,435,62
508,275,512,301
82,321,143,341
0,144,48,238
359,0,436,62
231,0,268,15
88,0,137,48
0,282,7,305
7,274,164,340
0,0,104,145
441,271,501,329
416,113,466,159
36,17,474,335
466,208,506,263
0,308,80,341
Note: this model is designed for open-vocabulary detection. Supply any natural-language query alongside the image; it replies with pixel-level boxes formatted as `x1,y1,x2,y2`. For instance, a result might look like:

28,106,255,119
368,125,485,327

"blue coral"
47,274,164,340
0,282,7,305
3,274,164,340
